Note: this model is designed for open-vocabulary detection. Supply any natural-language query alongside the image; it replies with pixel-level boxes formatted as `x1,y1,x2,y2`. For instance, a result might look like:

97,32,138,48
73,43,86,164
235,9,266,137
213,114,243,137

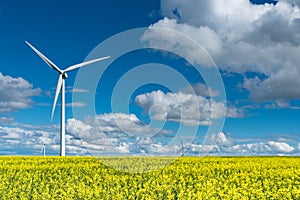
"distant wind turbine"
177,139,191,156
41,143,46,157
26,41,110,156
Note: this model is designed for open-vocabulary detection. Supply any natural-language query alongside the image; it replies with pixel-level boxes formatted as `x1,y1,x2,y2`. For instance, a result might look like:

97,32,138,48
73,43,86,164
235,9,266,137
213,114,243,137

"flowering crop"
0,156,299,199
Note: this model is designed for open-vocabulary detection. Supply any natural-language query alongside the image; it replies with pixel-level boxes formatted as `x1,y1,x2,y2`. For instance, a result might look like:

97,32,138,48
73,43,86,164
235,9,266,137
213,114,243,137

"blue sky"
0,0,300,156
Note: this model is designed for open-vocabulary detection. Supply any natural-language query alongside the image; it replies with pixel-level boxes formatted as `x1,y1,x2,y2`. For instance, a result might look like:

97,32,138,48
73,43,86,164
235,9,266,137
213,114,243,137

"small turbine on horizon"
26,41,110,156
41,143,46,157
177,139,191,157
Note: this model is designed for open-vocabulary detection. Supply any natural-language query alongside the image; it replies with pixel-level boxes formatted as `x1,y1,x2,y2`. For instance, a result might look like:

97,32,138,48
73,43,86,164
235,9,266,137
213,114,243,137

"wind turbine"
177,139,191,156
26,41,110,156
41,143,46,157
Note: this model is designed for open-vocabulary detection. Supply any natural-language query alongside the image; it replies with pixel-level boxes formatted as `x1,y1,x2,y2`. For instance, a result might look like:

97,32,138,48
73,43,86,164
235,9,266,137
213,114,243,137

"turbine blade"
180,139,184,148
177,147,184,154
186,145,192,151
64,56,110,72
51,75,63,121
25,41,62,73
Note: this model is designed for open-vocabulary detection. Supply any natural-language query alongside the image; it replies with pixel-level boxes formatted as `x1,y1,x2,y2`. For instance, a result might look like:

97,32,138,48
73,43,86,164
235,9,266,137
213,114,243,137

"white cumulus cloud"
267,141,295,153
143,0,300,103
197,132,297,155
0,72,40,113
135,90,242,126
65,113,171,155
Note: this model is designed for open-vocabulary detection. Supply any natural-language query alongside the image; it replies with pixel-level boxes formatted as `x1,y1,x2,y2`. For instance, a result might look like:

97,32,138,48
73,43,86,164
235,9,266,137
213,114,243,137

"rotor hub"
62,72,68,79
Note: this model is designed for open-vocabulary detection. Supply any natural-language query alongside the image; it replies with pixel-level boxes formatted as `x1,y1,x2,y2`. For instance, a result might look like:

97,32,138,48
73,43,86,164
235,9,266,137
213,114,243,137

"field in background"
0,156,299,199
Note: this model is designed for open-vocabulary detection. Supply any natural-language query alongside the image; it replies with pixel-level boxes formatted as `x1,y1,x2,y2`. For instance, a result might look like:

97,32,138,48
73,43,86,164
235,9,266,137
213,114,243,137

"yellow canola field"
0,156,299,199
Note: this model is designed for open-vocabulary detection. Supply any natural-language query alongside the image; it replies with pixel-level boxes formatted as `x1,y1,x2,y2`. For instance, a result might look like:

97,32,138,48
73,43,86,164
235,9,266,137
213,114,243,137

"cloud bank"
0,120,298,156
143,0,300,104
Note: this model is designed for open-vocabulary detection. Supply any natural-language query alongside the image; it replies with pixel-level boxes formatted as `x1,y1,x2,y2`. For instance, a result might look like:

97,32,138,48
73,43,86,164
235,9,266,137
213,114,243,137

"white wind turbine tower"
26,41,110,156
41,143,46,157
177,139,191,157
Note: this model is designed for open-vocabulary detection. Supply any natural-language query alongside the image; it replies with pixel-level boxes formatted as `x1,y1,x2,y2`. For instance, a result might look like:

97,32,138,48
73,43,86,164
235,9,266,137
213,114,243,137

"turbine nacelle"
62,72,68,79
